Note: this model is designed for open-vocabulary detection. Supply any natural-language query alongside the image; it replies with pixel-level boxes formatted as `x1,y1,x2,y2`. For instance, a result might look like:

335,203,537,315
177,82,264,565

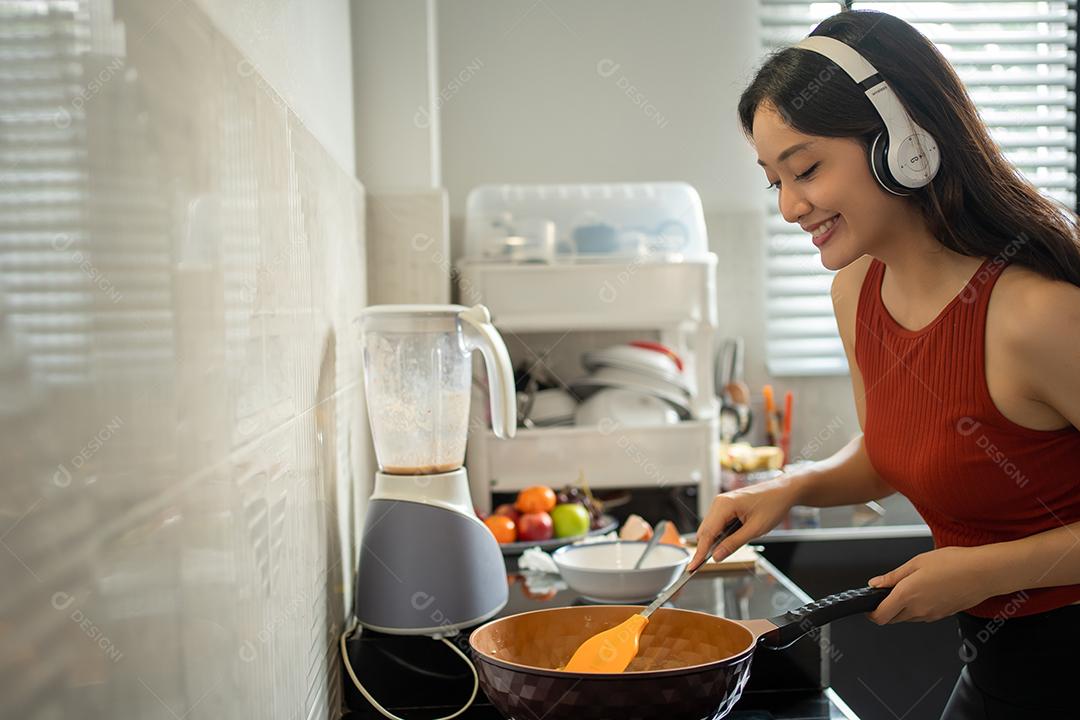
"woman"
690,10,1080,718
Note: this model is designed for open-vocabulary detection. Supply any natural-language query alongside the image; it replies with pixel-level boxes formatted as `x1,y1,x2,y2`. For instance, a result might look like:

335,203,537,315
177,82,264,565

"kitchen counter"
342,553,860,719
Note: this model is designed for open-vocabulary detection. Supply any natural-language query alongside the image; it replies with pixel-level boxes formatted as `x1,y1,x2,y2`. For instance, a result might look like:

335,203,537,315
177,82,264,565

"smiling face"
752,102,914,270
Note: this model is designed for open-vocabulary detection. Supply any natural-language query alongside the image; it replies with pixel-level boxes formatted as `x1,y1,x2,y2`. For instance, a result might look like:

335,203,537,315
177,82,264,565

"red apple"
493,503,521,523
517,511,554,542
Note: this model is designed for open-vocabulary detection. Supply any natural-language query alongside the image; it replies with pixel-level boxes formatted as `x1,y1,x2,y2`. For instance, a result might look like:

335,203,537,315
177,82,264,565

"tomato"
514,485,557,514
484,515,517,544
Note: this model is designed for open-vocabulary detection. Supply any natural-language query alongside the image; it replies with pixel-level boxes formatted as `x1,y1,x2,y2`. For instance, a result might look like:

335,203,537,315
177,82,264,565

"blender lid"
360,304,471,318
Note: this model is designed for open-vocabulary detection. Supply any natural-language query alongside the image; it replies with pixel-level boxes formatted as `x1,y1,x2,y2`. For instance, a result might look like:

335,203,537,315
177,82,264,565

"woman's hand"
690,477,801,571
866,546,1002,624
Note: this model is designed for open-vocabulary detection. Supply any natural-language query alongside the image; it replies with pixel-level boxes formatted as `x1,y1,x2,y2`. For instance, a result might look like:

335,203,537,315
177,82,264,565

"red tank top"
857,256,1080,618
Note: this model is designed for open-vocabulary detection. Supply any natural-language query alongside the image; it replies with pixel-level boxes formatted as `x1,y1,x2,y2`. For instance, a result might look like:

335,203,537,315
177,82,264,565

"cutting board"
682,542,759,573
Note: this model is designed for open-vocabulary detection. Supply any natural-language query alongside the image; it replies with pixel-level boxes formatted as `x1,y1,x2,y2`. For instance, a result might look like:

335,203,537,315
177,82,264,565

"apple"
517,511,554,542
493,503,520,523
550,503,591,538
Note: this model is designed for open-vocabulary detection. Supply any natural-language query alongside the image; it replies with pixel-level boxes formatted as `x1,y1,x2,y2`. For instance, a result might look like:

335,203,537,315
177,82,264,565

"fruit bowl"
551,540,690,602
497,514,618,556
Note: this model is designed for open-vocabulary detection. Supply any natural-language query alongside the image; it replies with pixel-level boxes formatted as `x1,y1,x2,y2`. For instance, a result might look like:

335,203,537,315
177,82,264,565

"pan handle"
758,586,890,650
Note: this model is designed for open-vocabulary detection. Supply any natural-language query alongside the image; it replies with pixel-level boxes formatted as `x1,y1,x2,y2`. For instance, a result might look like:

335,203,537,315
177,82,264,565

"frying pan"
469,585,888,720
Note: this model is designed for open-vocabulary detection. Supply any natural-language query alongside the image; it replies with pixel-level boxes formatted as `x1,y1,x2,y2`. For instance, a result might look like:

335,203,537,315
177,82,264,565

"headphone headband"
794,35,941,194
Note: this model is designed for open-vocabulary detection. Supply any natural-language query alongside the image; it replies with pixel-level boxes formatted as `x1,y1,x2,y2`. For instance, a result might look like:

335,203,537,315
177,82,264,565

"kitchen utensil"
726,337,752,437
717,337,752,444
725,337,750,404
498,514,619,556
716,337,735,396
717,338,740,443
763,384,779,447
517,375,539,429
562,518,743,673
354,304,516,635
781,390,794,464
574,387,679,428
469,583,889,720
552,540,690,603
633,520,668,569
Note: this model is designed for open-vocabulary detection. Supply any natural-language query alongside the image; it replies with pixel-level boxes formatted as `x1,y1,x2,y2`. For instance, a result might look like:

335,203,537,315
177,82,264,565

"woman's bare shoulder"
992,262,1080,341
989,262,1080,423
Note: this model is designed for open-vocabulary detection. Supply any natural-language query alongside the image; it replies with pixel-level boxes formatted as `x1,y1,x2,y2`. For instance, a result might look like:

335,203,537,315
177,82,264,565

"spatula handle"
641,518,743,619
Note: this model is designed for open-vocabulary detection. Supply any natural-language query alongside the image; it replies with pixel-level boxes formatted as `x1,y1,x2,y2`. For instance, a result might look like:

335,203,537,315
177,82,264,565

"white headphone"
794,35,941,196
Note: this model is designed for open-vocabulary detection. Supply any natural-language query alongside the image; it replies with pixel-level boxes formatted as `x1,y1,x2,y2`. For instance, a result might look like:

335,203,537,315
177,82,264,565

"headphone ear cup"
869,131,910,196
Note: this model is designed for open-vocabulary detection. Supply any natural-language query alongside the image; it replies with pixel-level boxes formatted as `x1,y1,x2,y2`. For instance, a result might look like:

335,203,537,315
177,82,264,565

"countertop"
342,552,860,719
723,469,930,543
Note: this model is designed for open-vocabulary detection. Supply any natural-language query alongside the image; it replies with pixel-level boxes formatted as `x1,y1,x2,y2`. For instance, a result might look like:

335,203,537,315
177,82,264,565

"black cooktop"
342,554,858,719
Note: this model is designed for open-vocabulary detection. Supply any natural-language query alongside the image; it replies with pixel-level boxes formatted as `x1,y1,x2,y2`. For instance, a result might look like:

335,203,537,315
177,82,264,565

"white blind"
759,0,1078,375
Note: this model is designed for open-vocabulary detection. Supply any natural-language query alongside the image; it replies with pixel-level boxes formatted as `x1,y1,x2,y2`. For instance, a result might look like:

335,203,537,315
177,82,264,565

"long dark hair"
738,9,1080,286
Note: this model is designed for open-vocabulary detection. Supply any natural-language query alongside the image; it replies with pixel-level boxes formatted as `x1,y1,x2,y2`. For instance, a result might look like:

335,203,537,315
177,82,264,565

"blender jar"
359,304,515,475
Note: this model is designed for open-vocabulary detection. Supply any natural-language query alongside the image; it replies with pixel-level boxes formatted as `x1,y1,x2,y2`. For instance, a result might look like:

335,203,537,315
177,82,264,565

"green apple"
550,502,591,538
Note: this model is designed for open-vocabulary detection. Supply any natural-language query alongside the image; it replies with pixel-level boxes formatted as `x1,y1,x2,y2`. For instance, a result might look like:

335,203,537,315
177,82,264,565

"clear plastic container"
464,182,708,263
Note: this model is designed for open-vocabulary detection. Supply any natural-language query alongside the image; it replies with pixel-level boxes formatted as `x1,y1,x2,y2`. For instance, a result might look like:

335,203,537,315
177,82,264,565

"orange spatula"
563,518,743,673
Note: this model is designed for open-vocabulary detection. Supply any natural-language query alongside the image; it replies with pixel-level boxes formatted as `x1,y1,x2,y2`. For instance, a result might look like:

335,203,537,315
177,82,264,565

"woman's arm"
978,269,1080,597
788,433,895,507
978,522,1080,598
786,255,895,508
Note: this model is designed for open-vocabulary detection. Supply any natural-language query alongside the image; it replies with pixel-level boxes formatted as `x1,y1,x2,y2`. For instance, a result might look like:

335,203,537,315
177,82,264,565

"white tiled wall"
0,1,366,718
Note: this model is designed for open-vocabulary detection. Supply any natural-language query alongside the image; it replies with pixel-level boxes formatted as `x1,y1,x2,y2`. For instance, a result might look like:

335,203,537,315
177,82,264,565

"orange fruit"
484,515,517,544
515,485,557,514
659,520,685,547
619,514,653,542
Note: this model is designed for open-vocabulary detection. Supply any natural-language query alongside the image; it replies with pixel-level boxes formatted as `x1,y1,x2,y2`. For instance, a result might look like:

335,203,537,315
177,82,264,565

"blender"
353,304,516,635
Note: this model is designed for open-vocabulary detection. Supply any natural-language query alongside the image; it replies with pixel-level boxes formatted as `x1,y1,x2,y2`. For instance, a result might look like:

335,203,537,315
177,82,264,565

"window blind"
759,0,1078,376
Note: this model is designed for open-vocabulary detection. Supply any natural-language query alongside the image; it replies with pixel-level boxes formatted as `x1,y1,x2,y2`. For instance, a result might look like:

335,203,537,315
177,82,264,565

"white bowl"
574,387,679,428
528,387,578,424
552,540,691,602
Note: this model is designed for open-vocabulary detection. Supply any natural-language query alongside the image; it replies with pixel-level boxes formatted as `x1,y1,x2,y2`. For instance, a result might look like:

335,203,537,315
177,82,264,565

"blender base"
354,469,508,636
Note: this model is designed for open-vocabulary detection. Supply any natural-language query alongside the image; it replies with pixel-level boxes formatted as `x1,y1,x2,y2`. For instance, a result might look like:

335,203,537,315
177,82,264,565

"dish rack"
459,182,721,519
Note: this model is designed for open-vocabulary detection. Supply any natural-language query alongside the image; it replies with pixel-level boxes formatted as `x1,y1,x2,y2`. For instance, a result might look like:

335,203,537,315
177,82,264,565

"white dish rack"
459,183,721,519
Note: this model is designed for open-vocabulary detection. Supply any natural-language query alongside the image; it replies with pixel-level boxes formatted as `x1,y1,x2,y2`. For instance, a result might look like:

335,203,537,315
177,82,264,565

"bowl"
551,540,690,602
527,387,578,425
574,387,680,428
469,605,755,720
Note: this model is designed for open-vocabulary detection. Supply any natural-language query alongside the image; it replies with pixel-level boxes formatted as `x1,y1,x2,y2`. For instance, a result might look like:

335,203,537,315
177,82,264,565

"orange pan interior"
470,605,758,674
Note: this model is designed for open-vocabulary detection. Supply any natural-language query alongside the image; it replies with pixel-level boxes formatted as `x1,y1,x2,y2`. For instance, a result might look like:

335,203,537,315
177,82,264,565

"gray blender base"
354,499,509,635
